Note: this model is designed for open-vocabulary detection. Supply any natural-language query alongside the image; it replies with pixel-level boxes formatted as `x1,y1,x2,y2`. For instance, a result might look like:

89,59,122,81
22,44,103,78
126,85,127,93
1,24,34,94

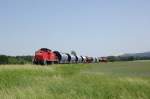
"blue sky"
0,0,150,56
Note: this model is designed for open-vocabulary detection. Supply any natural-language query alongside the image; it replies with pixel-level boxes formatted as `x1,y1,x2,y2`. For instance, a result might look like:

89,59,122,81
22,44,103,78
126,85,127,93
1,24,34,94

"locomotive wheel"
47,61,54,65
54,61,58,64
51,61,54,65
32,59,38,65
33,61,38,65
42,60,47,65
44,60,47,65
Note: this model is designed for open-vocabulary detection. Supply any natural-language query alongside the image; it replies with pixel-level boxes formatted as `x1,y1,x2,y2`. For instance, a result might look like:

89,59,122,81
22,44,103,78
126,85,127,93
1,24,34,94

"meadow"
0,61,150,99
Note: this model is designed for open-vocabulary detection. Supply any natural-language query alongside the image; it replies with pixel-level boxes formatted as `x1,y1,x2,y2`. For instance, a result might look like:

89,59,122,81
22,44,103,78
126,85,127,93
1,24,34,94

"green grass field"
0,61,150,99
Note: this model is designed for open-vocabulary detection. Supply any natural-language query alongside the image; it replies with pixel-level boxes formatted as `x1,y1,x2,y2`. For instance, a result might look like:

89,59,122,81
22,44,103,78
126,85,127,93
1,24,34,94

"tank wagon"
99,57,108,62
86,57,94,63
92,57,99,63
53,51,70,64
77,56,83,63
33,48,105,65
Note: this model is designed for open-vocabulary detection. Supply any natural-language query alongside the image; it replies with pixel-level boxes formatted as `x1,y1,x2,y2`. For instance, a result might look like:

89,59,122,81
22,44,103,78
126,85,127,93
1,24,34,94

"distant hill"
121,52,150,57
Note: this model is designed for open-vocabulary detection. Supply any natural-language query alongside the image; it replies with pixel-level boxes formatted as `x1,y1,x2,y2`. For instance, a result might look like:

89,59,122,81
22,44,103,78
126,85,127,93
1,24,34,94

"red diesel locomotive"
33,48,59,65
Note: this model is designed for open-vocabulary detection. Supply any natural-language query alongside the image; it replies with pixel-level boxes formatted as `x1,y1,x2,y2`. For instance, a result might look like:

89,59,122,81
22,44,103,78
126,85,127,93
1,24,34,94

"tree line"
0,55,32,65
107,56,150,62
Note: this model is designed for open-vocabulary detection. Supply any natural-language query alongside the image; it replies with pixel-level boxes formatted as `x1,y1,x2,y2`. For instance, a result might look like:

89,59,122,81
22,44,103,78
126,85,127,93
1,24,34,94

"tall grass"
0,61,150,99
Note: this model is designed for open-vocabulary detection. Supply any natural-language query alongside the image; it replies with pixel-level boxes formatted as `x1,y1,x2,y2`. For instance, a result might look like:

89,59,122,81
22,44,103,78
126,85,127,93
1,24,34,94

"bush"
0,55,8,64
0,55,32,65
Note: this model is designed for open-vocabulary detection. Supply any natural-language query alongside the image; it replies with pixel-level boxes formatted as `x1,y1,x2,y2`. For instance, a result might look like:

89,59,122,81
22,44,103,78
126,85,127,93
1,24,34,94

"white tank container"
77,56,82,63
70,55,76,63
93,57,98,63
82,56,87,63
59,53,69,63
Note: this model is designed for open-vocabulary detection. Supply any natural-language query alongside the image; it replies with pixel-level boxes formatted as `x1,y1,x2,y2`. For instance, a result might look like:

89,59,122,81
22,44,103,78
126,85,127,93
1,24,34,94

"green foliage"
0,61,150,99
0,55,32,65
70,50,77,56
107,56,150,62
107,56,116,62
0,55,8,64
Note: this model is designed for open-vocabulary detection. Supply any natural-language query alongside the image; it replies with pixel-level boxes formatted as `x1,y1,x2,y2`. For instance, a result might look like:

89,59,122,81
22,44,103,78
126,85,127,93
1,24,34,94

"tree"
107,56,116,62
0,55,8,64
71,50,77,56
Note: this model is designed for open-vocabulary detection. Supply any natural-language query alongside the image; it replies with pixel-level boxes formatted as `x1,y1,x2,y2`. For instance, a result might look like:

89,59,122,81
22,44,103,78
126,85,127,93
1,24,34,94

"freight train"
33,48,107,65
